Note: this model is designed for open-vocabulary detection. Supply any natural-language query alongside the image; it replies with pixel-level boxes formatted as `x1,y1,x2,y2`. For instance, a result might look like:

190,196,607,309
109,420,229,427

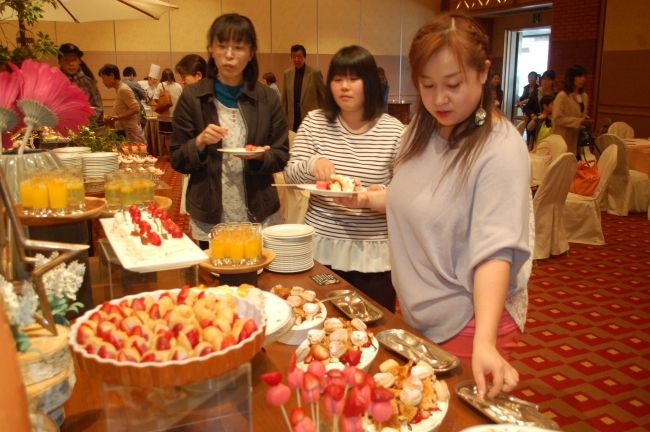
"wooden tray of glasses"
17,197,107,227
199,248,276,275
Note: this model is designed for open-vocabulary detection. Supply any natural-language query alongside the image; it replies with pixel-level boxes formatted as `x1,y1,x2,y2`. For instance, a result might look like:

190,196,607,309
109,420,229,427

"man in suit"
282,44,326,132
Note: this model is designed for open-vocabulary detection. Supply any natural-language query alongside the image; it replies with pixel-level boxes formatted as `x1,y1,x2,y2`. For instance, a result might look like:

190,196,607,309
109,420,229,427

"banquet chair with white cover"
533,153,577,259
535,134,567,161
564,145,618,245
608,121,634,139
596,133,650,215
273,131,309,223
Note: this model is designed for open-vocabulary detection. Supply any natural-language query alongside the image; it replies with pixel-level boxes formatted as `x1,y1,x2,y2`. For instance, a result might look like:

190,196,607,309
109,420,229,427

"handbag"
570,159,600,196
154,83,173,114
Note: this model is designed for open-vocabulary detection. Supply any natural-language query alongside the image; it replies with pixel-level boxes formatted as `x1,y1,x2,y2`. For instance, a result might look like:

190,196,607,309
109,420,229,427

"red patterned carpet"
159,161,650,431
511,212,650,432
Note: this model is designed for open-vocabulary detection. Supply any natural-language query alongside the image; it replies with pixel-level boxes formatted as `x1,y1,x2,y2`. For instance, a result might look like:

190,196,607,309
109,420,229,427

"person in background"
154,68,184,117
98,64,146,144
524,69,555,118
174,54,208,216
526,94,554,150
122,66,146,104
377,66,390,113
262,72,281,99
490,71,503,109
175,54,208,85
284,45,404,311
516,70,539,116
337,13,531,399
57,43,104,126
170,13,289,249
552,64,591,157
282,44,326,132
138,64,161,103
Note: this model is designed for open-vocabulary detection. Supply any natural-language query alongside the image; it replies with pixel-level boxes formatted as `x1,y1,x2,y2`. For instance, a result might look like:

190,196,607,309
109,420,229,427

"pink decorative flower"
0,67,21,134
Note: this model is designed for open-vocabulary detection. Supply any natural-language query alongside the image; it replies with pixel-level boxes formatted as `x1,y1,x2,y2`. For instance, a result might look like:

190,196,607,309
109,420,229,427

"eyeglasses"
214,43,249,56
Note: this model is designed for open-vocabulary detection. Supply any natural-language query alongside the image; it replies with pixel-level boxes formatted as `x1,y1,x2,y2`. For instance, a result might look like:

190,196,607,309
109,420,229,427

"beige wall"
597,0,650,137
1,0,440,113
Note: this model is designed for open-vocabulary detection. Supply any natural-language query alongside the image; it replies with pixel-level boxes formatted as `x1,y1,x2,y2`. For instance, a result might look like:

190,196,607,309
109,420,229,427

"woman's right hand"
196,124,229,150
314,157,336,181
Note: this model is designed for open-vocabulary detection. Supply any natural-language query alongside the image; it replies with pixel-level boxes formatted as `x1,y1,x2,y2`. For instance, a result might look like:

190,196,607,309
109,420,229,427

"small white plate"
262,224,315,238
217,148,265,155
295,184,361,197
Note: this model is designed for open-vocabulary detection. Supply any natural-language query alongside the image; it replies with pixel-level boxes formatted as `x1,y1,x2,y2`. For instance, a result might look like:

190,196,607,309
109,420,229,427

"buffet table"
62,259,486,431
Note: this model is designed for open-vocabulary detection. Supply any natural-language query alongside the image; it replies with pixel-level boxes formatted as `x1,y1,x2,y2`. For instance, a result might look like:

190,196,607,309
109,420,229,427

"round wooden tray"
17,197,107,227
198,248,276,275
68,288,266,387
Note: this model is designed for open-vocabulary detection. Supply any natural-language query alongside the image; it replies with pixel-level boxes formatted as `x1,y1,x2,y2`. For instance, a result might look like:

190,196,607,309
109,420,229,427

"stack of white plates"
263,224,315,273
51,147,90,170
81,152,118,179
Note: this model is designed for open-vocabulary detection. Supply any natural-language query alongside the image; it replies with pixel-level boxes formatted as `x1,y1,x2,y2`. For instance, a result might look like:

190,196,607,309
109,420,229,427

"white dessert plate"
217,148,265,155
100,216,208,273
278,301,327,345
294,184,361,197
262,224,315,238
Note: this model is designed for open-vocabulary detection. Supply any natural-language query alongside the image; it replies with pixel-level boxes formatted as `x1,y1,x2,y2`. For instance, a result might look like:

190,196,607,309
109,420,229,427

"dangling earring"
474,92,486,127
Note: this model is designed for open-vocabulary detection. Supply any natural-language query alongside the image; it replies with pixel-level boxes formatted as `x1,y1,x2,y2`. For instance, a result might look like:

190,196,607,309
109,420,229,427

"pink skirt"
439,310,521,361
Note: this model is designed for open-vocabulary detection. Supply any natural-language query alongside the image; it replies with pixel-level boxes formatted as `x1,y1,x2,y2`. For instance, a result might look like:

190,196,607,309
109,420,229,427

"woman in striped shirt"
284,45,404,311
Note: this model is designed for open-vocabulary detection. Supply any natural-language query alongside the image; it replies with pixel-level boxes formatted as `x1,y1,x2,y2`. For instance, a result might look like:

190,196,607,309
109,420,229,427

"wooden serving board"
17,197,107,227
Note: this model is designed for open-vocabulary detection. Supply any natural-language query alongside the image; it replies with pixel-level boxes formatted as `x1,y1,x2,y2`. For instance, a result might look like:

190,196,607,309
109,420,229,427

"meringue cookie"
286,295,303,308
302,302,320,318
290,286,304,296
399,386,423,407
307,329,325,344
329,328,348,342
323,318,344,332
410,363,434,380
433,379,450,402
300,290,316,302
379,359,400,373
373,372,397,388
402,376,423,393
328,340,348,358
350,318,367,331
350,330,368,347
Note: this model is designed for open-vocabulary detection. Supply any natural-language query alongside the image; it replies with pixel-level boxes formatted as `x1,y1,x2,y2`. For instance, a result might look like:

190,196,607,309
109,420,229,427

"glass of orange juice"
31,173,50,217
228,223,246,266
104,172,122,211
47,171,69,216
209,224,227,266
19,174,35,216
244,223,262,265
65,168,85,213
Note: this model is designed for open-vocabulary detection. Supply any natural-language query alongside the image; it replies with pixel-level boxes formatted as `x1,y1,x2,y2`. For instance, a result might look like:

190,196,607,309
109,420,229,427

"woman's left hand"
472,340,519,399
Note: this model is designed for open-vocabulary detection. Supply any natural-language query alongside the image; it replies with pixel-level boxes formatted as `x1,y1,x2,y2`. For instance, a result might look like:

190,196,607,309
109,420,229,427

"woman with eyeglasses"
170,13,289,248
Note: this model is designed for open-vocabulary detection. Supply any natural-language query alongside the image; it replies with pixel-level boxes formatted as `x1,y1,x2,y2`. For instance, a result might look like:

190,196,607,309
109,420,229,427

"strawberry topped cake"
315,174,357,192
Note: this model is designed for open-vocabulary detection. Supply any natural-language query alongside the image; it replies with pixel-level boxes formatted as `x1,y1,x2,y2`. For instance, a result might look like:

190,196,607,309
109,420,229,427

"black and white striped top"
285,110,404,242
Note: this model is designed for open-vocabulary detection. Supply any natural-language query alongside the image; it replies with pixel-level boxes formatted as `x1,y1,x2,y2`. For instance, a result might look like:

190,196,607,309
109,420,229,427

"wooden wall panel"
224,0,272,52
360,0,403,56
171,0,221,52
318,0,361,53
271,0,319,61
54,22,115,52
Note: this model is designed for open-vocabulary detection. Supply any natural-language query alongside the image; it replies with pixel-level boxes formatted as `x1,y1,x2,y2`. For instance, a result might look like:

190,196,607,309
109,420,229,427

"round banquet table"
625,138,650,176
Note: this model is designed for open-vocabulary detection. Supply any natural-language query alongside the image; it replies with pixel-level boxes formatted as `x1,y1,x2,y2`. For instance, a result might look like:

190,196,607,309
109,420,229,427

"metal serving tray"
375,328,460,373
456,380,560,430
324,289,383,324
